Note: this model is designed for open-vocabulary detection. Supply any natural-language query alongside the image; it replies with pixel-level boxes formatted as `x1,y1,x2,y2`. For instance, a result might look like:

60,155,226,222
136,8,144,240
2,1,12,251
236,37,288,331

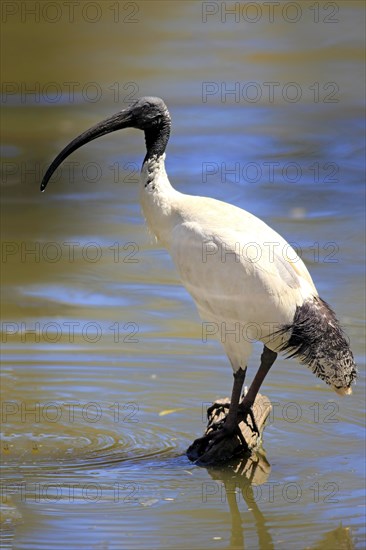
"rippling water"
1,2,365,549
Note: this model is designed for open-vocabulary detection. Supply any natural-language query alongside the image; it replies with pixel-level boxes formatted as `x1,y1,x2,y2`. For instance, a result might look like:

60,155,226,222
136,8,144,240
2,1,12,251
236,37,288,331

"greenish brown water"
1,2,365,549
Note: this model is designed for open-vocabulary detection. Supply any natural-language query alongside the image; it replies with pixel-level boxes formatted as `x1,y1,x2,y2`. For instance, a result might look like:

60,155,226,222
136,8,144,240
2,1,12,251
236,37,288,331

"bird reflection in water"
205,452,354,550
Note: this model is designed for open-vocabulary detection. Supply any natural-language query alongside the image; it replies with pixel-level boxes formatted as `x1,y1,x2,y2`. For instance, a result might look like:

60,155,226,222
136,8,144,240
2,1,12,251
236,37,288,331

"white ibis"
41,97,356,455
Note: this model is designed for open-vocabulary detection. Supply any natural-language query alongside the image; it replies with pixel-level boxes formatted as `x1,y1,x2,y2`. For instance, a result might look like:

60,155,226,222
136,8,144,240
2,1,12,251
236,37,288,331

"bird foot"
186,419,249,465
207,401,259,437
206,401,230,420
238,404,260,436
187,393,271,465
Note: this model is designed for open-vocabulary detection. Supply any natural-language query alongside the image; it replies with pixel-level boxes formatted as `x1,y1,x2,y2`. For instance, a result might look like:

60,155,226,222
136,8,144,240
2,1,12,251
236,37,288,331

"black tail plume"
277,297,357,394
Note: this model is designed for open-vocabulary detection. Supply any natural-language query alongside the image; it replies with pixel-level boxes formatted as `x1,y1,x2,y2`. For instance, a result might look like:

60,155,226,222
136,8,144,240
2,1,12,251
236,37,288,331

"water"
1,2,365,549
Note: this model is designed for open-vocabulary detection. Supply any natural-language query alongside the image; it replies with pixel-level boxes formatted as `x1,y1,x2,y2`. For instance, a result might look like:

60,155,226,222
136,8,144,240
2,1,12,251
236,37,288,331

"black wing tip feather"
273,296,357,390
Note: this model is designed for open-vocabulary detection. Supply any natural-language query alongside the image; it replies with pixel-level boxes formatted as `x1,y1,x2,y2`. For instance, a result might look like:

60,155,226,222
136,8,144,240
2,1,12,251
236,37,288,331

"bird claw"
206,401,230,420
207,401,259,436
187,401,260,464
186,418,249,465
205,424,232,448
238,405,259,436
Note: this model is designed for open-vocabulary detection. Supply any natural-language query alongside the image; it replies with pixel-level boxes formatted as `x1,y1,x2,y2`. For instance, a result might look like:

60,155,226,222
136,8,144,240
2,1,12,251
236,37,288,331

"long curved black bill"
40,108,135,192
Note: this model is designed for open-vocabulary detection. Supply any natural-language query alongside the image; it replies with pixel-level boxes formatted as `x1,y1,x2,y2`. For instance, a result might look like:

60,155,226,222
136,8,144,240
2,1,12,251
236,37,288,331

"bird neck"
139,154,179,249
140,153,172,194
143,117,171,165
139,113,179,248
140,112,173,195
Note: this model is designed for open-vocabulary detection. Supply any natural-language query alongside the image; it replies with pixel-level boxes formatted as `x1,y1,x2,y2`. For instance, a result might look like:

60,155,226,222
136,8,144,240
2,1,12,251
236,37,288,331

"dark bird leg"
206,366,246,420
198,367,247,450
187,350,276,463
224,367,247,434
238,346,277,434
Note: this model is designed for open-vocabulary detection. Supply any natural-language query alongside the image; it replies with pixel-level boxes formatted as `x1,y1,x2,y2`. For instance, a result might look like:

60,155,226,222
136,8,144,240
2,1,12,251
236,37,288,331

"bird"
40,96,357,457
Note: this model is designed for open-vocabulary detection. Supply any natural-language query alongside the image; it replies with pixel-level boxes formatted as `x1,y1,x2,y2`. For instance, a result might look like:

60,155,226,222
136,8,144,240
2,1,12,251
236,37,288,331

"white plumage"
141,155,315,367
